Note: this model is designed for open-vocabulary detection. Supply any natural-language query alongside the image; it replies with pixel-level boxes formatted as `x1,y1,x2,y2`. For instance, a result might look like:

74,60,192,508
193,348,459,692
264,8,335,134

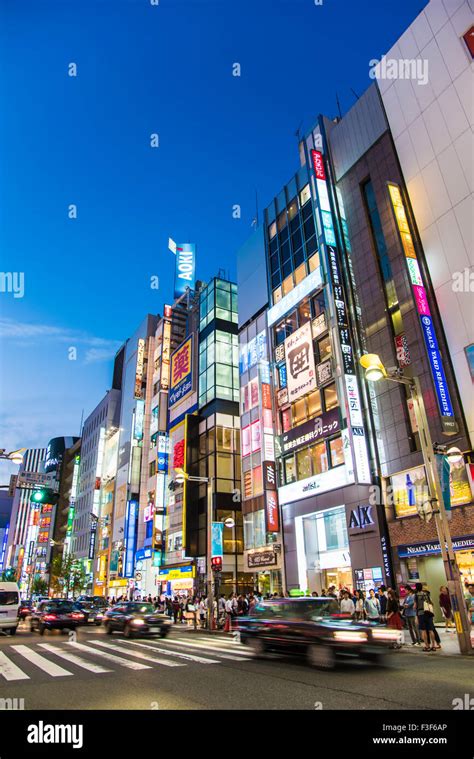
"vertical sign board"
387,183,457,435
211,522,224,558
124,500,138,578
169,336,193,409
284,322,317,402
174,243,196,299
134,339,146,399
310,150,371,484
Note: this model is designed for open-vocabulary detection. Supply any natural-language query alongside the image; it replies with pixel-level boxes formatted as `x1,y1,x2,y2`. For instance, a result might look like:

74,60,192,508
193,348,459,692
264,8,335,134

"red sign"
173,439,185,469
265,491,279,532
311,149,326,181
164,304,172,319
261,383,272,410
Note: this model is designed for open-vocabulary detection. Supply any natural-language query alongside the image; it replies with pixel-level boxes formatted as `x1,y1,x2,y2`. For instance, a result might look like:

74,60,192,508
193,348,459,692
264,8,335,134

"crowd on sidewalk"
106,580,474,651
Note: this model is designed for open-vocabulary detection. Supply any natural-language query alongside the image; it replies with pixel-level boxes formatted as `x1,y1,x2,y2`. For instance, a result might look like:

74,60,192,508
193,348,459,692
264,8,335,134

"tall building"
0,489,14,573
4,447,47,580
237,227,285,594
50,438,81,571
73,391,120,592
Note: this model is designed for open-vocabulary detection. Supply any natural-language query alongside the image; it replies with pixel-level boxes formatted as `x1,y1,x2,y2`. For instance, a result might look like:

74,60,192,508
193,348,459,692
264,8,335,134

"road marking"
88,639,184,667
117,639,221,664
66,641,151,670
163,637,253,659
10,645,72,677
0,651,30,681
38,644,111,673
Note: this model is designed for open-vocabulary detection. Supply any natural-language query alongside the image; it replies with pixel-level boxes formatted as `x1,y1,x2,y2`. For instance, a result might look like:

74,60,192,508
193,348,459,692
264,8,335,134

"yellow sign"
171,337,192,391
109,579,128,588
388,183,417,259
159,565,195,580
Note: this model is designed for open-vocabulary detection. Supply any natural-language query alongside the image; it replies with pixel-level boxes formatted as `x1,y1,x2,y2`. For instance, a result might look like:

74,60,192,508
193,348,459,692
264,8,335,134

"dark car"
104,602,171,638
73,601,105,626
30,599,85,635
238,597,400,669
18,599,33,620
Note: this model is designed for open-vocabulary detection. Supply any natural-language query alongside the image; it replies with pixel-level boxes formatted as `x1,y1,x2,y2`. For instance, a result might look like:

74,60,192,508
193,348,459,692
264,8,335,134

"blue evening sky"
0,0,425,472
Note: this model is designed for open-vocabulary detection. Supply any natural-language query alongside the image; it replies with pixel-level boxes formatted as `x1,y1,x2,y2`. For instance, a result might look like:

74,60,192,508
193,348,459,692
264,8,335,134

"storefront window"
297,449,312,480
307,389,322,417
309,440,328,475
329,436,344,467
284,456,296,484
323,383,338,411
300,506,351,594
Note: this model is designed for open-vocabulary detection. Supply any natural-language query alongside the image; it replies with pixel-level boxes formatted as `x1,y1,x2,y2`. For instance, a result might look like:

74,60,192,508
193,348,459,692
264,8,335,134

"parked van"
0,582,20,634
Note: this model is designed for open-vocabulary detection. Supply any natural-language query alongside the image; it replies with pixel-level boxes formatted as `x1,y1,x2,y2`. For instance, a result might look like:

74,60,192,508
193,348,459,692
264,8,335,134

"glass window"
281,406,291,432
299,184,311,206
308,251,320,272
284,456,296,484
304,217,315,241
287,197,298,221
282,274,294,296
329,437,344,467
317,334,332,362
307,389,322,417
273,286,282,304
306,235,318,257
217,453,233,479
310,440,328,475
268,221,277,240
293,398,307,425
277,211,287,232
298,297,311,325
297,449,312,480
253,465,263,496
324,383,338,411
294,261,306,285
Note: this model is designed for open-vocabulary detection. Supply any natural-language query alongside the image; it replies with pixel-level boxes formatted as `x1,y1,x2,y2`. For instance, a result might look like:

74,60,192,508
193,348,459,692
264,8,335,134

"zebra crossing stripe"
88,639,184,667
38,644,112,673
162,637,253,659
67,641,151,670
0,650,29,681
10,645,72,677
117,638,221,664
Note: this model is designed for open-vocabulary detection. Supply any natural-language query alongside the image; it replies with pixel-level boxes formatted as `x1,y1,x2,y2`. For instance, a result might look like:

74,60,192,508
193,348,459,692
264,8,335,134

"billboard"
169,336,193,409
174,243,196,298
284,322,317,402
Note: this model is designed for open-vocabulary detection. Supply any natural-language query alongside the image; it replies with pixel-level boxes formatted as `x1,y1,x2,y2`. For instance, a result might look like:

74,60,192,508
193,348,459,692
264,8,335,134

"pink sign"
413,285,431,316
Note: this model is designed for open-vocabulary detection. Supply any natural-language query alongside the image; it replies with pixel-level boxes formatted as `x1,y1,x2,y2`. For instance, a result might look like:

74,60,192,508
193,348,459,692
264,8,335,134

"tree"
0,568,16,582
50,553,87,598
30,576,48,596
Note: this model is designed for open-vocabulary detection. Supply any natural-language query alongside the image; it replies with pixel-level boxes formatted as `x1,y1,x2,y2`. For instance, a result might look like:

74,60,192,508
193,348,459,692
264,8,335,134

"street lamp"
360,354,472,654
0,448,26,465
174,468,216,630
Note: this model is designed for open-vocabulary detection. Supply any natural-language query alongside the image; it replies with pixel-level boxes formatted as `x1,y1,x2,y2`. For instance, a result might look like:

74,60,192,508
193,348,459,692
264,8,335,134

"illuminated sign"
124,500,138,577
250,420,261,452
388,183,456,430
284,322,317,402
134,339,146,399
278,457,354,505
169,336,193,408
161,320,171,390
211,522,224,558
158,564,195,579
88,515,98,560
398,535,474,558
278,407,340,455
174,243,196,298
134,400,145,441
265,491,279,532
157,433,169,472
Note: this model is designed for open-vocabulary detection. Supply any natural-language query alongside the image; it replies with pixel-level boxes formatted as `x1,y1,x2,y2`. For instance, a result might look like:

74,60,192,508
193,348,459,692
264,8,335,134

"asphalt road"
0,620,472,711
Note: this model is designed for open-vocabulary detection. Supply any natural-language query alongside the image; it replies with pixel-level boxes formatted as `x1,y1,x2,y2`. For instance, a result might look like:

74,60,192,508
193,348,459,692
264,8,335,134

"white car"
0,582,20,635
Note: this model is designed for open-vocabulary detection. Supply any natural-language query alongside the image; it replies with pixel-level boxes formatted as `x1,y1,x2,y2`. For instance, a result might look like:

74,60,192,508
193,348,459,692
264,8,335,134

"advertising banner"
284,322,316,402
169,336,193,409
278,407,340,455
265,490,279,532
211,522,224,558
174,243,195,298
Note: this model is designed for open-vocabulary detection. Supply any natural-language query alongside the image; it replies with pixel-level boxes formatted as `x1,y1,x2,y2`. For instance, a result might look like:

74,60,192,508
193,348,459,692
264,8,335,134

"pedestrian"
198,597,207,628
354,590,365,621
364,589,381,622
439,586,454,630
403,587,421,645
172,596,180,624
340,591,355,616
327,586,337,599
415,583,437,651
386,589,403,647
464,583,474,624
377,587,388,622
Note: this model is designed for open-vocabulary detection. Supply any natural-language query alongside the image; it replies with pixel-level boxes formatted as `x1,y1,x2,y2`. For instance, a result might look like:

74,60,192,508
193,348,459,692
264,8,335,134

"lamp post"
175,468,216,630
0,448,26,465
360,354,472,654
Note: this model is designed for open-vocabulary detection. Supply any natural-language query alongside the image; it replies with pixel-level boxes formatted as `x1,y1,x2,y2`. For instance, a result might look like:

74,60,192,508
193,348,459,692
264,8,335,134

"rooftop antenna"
251,188,259,228
79,408,84,437
335,93,342,120
350,88,360,101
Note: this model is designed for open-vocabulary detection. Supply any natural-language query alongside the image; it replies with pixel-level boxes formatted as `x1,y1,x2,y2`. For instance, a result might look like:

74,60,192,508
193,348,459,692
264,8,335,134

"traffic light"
210,556,222,572
29,488,57,504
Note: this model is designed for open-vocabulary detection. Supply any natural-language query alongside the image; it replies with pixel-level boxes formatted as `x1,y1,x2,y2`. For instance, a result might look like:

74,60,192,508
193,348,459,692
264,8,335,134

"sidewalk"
400,625,474,656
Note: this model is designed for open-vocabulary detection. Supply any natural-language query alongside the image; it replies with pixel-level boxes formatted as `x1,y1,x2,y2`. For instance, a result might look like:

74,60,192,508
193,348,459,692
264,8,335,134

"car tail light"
43,614,57,621
70,612,84,619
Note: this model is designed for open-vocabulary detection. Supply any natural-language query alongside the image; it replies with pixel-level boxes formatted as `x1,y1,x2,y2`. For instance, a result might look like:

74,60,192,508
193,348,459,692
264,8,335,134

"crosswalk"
0,633,253,682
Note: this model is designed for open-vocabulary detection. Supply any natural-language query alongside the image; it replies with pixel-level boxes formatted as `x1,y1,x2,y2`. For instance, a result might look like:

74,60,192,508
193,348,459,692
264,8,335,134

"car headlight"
333,631,368,643
372,629,399,642
130,618,145,625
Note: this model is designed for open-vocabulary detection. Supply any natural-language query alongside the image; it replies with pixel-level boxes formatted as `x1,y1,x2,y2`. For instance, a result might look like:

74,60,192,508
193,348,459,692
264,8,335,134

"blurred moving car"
30,599,85,635
104,602,171,638
0,582,20,635
18,599,33,620
238,597,399,669
73,601,105,626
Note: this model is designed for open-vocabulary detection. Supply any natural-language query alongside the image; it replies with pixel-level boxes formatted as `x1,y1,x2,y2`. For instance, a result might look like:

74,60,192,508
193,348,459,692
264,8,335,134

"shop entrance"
299,505,352,594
